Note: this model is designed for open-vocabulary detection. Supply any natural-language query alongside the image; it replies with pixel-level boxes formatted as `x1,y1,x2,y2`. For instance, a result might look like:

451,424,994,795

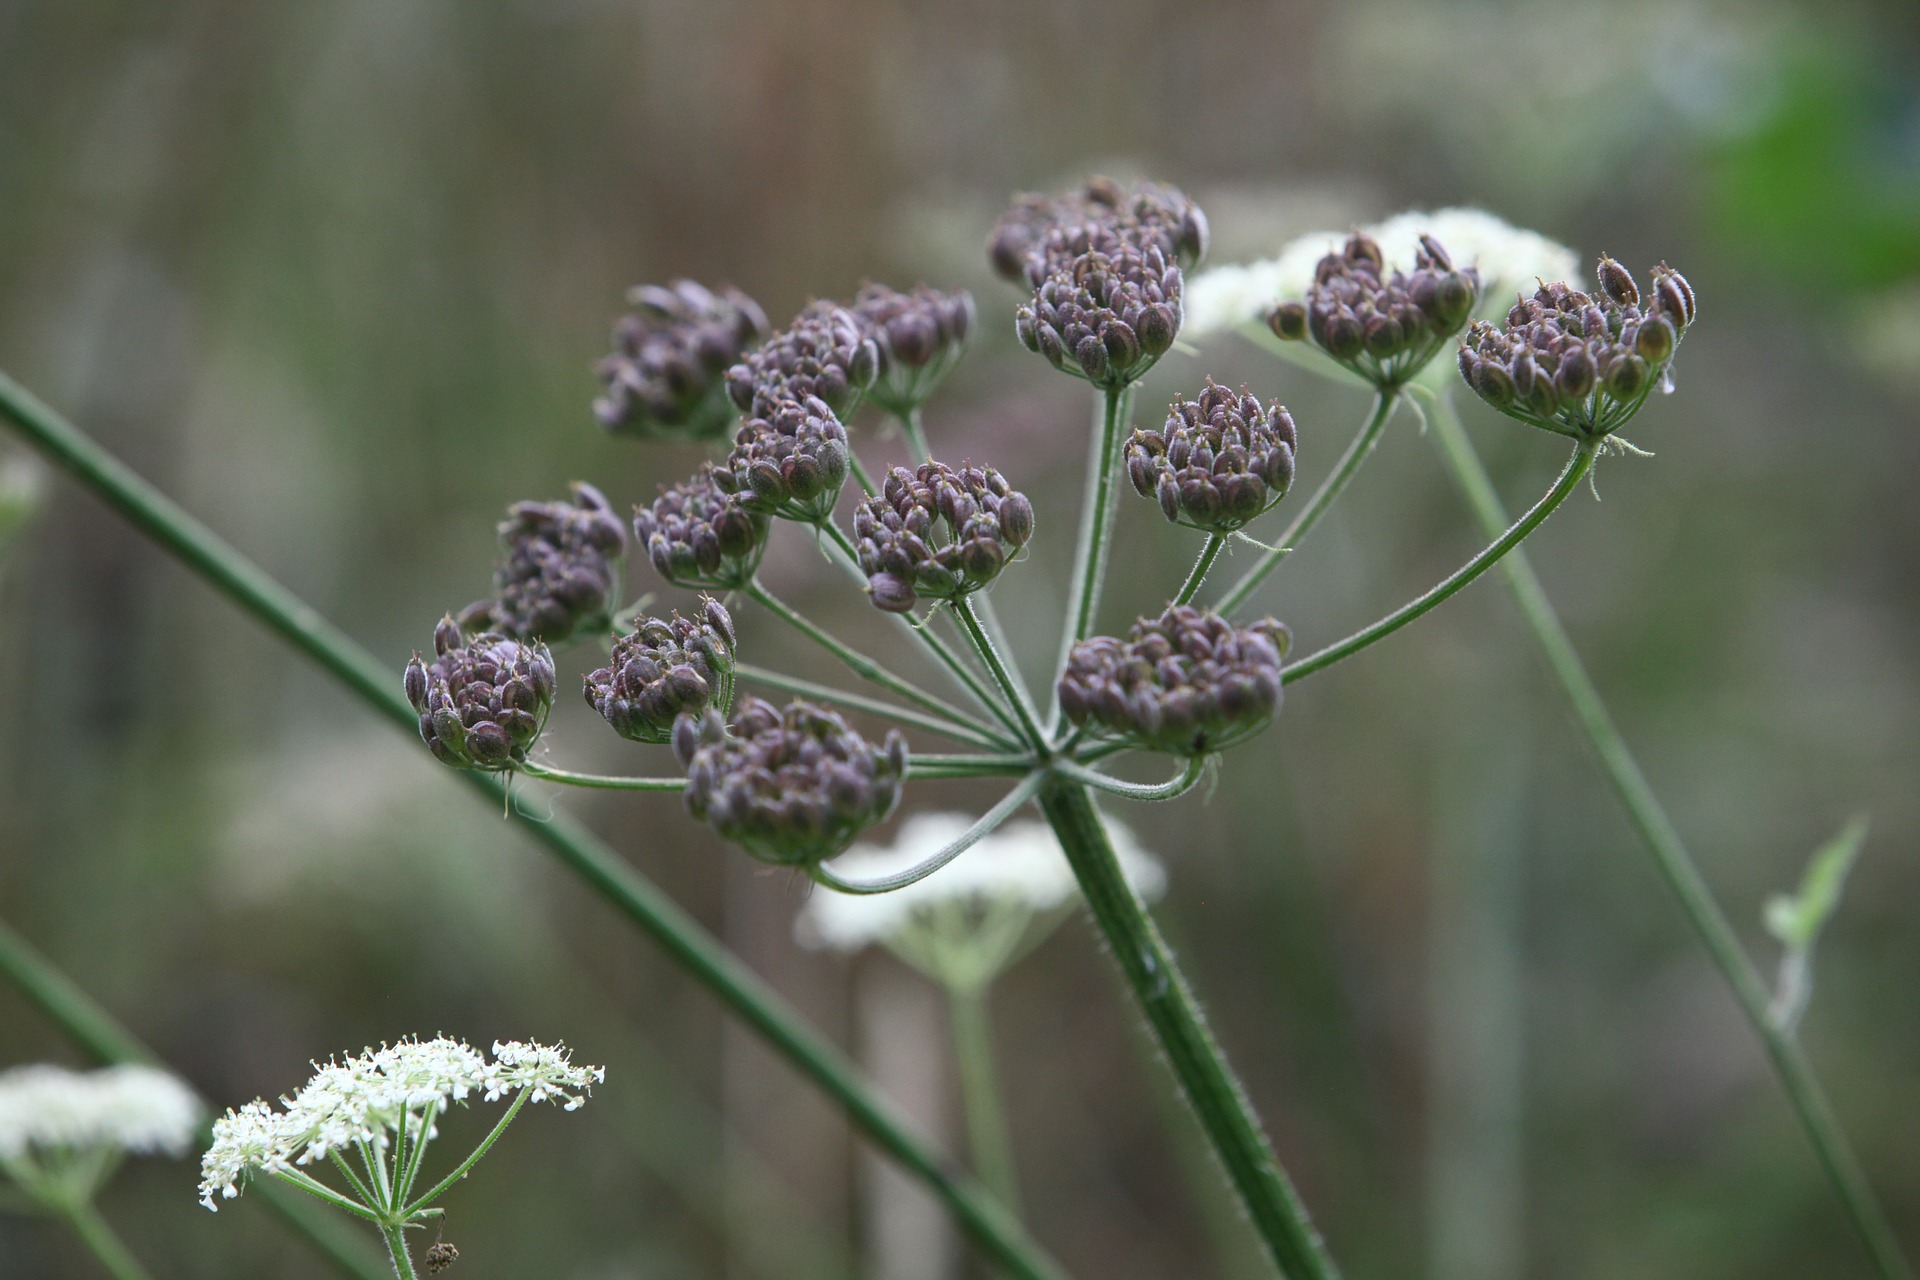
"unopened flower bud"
407,627,556,772
634,465,771,592
595,280,768,441
585,604,738,745
853,461,1034,613
1126,381,1298,535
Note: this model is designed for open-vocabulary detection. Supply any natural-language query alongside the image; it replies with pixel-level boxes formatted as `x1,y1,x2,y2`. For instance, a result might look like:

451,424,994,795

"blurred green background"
2,1,1917,1277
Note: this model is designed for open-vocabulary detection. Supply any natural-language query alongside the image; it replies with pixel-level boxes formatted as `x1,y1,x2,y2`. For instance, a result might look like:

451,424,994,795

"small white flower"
795,812,1166,961
1185,207,1580,339
0,1063,201,1162
198,1036,600,1210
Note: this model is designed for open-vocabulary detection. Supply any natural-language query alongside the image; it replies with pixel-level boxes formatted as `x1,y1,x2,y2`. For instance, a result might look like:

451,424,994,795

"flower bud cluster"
459,482,626,644
585,600,737,744
725,301,881,420
989,176,1208,285
1458,258,1695,440
1268,232,1480,388
1016,240,1183,388
594,280,769,440
405,618,556,772
1058,606,1290,756
853,461,1035,613
1126,381,1298,533
712,394,853,524
678,699,908,866
850,283,975,416
634,464,770,591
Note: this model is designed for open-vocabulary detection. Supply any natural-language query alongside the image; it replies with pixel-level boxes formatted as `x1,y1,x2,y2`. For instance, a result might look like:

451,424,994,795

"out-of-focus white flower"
198,1037,601,1209
795,812,1165,988
0,1063,200,1161
1185,208,1580,340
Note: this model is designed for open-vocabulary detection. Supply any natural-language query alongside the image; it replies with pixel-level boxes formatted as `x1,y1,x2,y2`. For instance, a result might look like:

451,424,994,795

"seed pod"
595,280,768,441
406,623,556,772
1124,380,1299,534
1015,236,1184,390
634,465,771,592
458,483,627,645
725,301,881,421
848,283,975,416
1280,232,1481,389
585,603,737,745
712,395,852,525
852,461,1035,613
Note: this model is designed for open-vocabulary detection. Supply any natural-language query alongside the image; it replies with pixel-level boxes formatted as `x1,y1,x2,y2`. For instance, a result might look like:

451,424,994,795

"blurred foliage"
1,1,1916,1278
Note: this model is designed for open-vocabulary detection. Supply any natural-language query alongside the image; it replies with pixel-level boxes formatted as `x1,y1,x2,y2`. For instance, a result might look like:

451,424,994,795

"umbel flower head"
0,1064,200,1163
458,482,627,644
585,600,738,744
712,394,853,524
594,279,770,440
1016,239,1183,389
849,283,976,416
1267,231,1481,389
1126,381,1299,534
853,461,1036,613
988,176,1208,285
678,699,908,866
198,1037,601,1210
1458,258,1695,440
1059,606,1291,756
725,300,881,421
405,618,557,772
634,463,770,592
796,812,1166,988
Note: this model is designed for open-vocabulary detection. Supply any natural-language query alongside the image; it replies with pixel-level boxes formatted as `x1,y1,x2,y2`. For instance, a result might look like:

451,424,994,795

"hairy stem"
0,372,1068,1280
1049,384,1132,732
1038,779,1339,1280
1216,390,1398,617
378,1220,419,1280
519,762,687,791
953,597,1048,750
1173,534,1227,607
950,983,1021,1212
1428,393,1915,1280
1282,440,1597,684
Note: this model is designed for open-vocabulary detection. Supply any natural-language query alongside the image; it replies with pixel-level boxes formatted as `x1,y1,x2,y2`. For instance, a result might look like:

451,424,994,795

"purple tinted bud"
461,482,627,645
635,465,770,592
586,608,738,745
1280,231,1482,389
1125,381,1299,534
853,461,1034,612
410,629,555,772
595,279,768,441
1015,235,1184,390
713,395,851,525
848,283,975,415
986,177,1208,286
724,301,879,421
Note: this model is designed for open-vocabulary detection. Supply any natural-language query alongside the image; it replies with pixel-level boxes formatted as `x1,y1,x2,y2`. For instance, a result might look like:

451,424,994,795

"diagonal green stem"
735,661,1008,749
1281,440,1597,684
1038,779,1339,1280
60,1198,152,1280
1427,393,1916,1280
949,983,1021,1213
952,597,1047,750
899,407,934,462
1049,384,1132,732
0,370,1069,1280
906,753,1041,779
518,762,687,791
402,1089,528,1215
1216,390,1399,617
0,918,390,1280
1173,534,1227,607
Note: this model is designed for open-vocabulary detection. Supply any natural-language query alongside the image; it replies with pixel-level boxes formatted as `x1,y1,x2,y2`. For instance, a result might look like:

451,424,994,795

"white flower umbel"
797,812,1166,990
200,1037,602,1280
0,1063,201,1280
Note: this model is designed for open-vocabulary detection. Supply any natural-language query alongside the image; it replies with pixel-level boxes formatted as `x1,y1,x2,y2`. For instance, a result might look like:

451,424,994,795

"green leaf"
1764,815,1870,950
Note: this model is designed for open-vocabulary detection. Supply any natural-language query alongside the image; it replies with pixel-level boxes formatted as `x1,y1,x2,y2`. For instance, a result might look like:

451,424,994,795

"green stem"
378,1220,419,1280
810,771,1048,896
393,1103,438,1206
403,1089,528,1215
1038,780,1339,1280
953,597,1047,751
949,983,1021,1213
0,371,1069,1280
899,407,934,462
0,918,389,1280
735,661,1008,750
1051,756,1204,802
847,450,878,498
1050,384,1132,731
518,762,687,791
1173,535,1227,607
60,1199,151,1280
1216,390,1398,617
1281,440,1597,684
272,1168,386,1224
747,578,998,741
906,753,1041,779
1427,394,1916,1280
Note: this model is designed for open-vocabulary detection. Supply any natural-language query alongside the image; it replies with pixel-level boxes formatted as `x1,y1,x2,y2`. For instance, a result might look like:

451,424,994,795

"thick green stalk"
1048,385,1132,733
1173,534,1227,607
60,1199,151,1280
1216,390,1398,617
0,371,1069,1280
1281,440,1596,684
1427,395,1915,1280
0,918,389,1280
1038,779,1339,1280
949,984,1020,1212
378,1221,419,1280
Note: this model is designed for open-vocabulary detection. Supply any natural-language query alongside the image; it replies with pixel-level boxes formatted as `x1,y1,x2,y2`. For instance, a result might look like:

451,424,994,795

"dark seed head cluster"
712,394,853,525
633,464,770,592
1016,239,1183,389
1458,258,1694,440
678,699,908,866
1268,232,1480,389
849,284,975,417
459,483,627,644
725,301,880,421
989,176,1208,286
1058,606,1290,756
853,462,1035,614
585,600,738,745
594,280,769,441
1126,381,1298,534
405,618,557,772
